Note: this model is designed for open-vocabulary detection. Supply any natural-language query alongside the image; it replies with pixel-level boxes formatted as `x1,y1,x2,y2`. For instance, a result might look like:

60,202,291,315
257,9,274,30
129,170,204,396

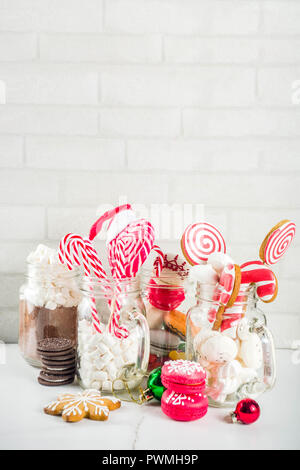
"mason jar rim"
79,274,141,297
25,261,80,280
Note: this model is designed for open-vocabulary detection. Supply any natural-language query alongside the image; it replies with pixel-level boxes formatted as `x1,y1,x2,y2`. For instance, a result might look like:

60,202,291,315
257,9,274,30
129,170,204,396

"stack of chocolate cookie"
37,338,76,386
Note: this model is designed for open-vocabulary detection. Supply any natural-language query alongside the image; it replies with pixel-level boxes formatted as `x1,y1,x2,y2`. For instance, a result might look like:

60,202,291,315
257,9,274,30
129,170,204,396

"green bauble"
147,367,164,401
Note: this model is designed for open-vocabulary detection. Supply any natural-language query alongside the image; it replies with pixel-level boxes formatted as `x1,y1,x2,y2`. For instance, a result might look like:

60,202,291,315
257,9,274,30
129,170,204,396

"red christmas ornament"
231,399,260,425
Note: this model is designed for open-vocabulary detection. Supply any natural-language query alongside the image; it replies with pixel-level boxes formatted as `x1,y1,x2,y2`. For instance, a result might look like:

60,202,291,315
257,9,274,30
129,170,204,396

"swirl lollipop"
89,205,162,338
259,220,296,266
181,222,226,266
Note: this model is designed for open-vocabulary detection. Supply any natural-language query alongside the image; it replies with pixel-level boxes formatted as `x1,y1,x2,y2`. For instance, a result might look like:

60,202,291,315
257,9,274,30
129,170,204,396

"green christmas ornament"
140,367,165,403
147,367,164,401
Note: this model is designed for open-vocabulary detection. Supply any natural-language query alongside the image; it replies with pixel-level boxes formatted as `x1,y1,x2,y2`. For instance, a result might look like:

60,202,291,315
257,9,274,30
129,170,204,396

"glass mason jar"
141,270,194,371
77,276,150,393
19,263,80,367
186,283,276,407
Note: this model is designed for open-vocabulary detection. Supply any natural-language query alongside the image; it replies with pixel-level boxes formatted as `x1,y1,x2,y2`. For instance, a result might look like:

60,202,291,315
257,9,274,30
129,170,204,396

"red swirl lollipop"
181,222,226,266
260,220,296,266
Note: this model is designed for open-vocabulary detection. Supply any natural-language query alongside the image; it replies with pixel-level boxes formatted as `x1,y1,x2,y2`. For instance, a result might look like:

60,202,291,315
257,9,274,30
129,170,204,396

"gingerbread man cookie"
44,389,121,423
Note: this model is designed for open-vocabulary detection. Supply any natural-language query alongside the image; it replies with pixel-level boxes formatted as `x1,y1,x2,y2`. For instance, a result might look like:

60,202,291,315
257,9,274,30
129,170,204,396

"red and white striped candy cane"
89,206,158,338
220,260,278,332
152,244,164,277
240,260,278,303
59,233,109,334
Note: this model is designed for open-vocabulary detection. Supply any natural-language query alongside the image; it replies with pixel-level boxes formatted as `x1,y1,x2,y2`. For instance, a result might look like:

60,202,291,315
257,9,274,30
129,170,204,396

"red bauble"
231,399,260,425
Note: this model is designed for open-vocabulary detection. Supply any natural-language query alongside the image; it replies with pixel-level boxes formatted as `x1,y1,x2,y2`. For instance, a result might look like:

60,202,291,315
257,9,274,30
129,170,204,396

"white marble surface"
0,345,299,450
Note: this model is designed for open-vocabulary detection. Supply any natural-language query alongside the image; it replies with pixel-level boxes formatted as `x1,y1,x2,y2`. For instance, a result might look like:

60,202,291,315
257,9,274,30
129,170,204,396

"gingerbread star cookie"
44,389,121,423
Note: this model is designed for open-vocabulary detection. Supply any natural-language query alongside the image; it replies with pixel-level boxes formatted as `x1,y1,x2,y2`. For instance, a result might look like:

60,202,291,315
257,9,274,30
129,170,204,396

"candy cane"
152,244,164,277
59,233,110,334
212,264,241,331
89,206,157,339
220,260,278,332
181,222,226,266
240,261,278,303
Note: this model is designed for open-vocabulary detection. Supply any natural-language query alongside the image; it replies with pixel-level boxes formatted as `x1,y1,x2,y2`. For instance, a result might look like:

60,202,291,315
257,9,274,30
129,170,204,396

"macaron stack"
37,338,76,386
161,359,208,421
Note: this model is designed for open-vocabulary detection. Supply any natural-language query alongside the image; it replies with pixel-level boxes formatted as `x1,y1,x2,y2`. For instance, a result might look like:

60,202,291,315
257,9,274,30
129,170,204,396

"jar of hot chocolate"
19,245,81,367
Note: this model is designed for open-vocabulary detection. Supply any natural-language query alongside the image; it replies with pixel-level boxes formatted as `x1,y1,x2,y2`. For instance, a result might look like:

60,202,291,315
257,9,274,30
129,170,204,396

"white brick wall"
0,0,299,347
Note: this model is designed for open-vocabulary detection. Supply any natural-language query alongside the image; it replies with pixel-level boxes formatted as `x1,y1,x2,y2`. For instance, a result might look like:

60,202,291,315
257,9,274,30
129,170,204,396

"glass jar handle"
237,324,276,401
254,323,276,391
114,311,150,390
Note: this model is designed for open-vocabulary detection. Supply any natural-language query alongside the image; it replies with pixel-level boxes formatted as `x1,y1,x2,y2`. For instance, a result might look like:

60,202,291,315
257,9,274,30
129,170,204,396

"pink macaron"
161,360,207,394
161,389,208,422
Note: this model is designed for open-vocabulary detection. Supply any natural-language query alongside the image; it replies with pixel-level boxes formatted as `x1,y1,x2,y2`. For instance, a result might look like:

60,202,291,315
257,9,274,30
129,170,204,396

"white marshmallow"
113,379,125,391
91,380,102,390
93,371,108,381
102,380,113,392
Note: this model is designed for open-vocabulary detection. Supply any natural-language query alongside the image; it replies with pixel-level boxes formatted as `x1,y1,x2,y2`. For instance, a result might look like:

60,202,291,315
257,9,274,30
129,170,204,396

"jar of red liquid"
19,245,80,367
141,253,192,370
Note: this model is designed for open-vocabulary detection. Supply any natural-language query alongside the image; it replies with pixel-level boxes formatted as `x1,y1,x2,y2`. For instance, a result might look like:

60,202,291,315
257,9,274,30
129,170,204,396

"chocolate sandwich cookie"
41,366,75,376
37,338,73,353
39,350,75,360
38,371,75,387
37,337,76,386
42,357,76,369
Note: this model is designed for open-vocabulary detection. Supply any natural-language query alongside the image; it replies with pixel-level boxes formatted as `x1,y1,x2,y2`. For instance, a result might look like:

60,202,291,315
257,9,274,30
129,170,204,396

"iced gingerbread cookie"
259,220,296,266
181,222,226,266
44,389,121,423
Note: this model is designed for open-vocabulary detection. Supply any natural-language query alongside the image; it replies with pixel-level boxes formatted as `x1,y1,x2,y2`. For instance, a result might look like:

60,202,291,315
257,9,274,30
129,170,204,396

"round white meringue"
239,333,263,370
200,334,238,364
207,252,234,275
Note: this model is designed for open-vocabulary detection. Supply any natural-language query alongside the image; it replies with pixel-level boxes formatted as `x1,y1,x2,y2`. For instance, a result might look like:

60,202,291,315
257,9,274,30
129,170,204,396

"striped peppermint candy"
181,222,226,266
58,233,110,334
240,260,278,303
263,221,296,266
89,206,159,339
220,261,277,332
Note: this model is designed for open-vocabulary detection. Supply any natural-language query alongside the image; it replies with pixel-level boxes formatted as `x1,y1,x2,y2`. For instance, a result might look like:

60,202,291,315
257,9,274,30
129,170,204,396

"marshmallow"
77,319,141,392
113,379,125,391
102,380,113,392
25,244,81,310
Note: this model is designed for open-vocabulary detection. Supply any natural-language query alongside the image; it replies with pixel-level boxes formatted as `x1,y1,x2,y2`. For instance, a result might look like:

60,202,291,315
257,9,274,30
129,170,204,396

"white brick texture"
0,0,299,344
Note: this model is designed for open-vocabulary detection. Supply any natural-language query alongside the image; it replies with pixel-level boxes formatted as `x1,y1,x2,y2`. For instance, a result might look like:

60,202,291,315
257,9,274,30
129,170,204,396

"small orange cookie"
44,389,121,423
259,220,296,266
164,310,186,341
